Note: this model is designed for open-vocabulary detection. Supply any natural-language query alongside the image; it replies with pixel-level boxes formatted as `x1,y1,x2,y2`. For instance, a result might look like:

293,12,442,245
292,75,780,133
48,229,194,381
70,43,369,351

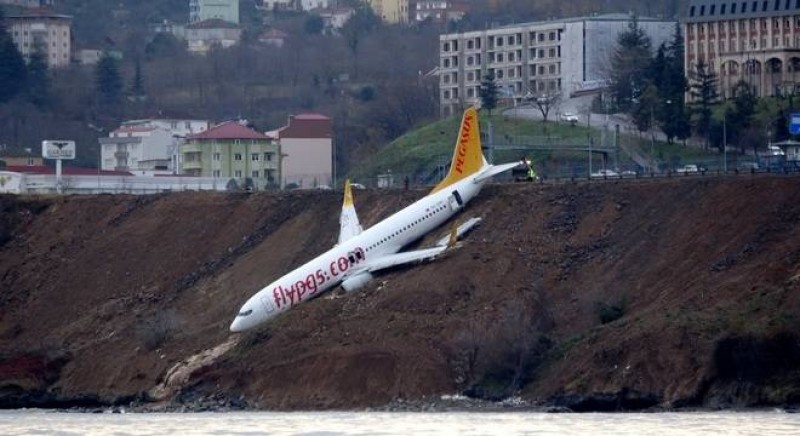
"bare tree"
526,91,561,122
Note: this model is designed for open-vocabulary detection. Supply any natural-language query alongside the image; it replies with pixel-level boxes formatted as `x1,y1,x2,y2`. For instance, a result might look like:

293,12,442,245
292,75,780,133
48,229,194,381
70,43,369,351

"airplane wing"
349,218,480,275
338,179,363,245
351,246,448,275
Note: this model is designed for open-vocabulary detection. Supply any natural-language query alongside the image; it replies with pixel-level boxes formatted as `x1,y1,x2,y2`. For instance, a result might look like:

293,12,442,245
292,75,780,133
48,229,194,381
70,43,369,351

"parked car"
620,170,638,177
590,169,619,178
560,112,579,123
675,164,699,173
350,183,366,190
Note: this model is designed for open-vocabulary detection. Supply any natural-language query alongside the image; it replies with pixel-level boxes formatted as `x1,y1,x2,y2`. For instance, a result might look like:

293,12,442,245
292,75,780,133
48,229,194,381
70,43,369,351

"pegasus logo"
455,114,473,174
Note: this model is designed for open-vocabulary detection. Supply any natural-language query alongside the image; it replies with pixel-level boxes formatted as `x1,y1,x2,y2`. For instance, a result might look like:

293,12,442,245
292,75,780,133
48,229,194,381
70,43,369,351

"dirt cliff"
1,176,799,410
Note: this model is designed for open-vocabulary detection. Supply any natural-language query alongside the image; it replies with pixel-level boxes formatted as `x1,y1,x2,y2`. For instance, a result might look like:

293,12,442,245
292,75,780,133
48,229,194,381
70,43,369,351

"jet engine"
341,272,374,292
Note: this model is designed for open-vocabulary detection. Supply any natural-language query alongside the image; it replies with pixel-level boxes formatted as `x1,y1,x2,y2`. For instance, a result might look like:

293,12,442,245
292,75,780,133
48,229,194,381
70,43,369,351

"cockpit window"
238,309,253,317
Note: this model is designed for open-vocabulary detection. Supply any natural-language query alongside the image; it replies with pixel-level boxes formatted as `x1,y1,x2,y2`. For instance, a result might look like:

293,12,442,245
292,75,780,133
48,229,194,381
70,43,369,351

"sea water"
0,410,798,435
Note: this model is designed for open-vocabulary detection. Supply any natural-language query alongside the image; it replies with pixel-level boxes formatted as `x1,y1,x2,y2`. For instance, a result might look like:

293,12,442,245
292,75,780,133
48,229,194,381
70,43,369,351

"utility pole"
723,114,727,172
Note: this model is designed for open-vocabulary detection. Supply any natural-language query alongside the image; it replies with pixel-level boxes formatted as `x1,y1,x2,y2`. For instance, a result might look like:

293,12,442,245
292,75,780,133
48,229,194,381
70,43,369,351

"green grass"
349,111,725,182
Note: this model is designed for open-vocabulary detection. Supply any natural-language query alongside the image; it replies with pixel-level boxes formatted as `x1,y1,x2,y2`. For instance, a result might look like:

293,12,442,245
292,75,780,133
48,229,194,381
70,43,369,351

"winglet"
338,179,363,244
430,106,487,194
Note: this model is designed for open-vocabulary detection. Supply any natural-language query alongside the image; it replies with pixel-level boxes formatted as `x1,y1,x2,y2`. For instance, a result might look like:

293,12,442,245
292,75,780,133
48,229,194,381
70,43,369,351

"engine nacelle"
341,272,374,292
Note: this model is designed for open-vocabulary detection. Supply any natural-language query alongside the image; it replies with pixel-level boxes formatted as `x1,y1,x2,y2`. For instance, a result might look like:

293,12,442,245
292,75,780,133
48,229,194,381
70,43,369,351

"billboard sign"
42,140,76,160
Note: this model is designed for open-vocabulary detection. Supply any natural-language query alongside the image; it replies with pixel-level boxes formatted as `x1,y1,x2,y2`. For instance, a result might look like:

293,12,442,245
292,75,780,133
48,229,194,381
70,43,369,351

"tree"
478,72,498,115
609,17,652,112
527,92,560,123
340,3,379,80
689,60,719,147
728,80,757,153
658,24,691,144
95,52,123,108
304,15,324,35
26,45,51,109
0,9,27,103
128,56,146,101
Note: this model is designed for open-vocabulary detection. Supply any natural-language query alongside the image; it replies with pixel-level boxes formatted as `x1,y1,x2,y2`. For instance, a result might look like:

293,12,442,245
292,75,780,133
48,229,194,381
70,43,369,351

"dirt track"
1,176,799,410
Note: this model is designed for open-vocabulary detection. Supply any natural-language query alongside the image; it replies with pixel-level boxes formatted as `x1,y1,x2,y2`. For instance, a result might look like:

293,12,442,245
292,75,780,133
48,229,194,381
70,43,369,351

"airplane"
229,106,520,332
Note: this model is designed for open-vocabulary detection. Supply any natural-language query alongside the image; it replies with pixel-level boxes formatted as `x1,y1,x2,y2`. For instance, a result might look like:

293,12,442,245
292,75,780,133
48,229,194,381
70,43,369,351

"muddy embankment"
1,176,800,411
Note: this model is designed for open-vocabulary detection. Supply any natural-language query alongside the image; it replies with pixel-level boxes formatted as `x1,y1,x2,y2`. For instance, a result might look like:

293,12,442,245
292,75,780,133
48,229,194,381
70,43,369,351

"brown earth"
1,176,800,411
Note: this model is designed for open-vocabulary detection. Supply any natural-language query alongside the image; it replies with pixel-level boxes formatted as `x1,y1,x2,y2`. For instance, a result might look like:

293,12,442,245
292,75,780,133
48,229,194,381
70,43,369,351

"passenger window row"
365,204,448,252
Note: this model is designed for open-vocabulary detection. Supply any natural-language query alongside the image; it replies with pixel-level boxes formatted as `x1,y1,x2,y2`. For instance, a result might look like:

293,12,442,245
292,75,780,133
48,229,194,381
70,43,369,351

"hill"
1,175,799,410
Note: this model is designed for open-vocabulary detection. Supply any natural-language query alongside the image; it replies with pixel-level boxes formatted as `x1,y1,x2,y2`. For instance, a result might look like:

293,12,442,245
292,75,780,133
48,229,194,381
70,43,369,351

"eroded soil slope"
1,176,799,410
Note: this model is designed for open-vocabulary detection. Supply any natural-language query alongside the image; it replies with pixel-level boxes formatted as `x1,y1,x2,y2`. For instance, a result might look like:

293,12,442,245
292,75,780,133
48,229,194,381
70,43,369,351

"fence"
1,173,236,195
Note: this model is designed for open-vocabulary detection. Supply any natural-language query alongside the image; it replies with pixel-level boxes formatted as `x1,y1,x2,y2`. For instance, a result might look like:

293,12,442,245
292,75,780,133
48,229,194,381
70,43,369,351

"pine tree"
128,56,146,101
689,60,720,147
0,9,27,103
659,23,691,143
95,51,123,107
609,17,652,112
478,72,498,116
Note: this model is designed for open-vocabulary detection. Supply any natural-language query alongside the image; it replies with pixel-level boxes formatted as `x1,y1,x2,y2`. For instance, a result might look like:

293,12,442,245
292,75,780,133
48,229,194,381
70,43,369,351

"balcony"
183,160,202,170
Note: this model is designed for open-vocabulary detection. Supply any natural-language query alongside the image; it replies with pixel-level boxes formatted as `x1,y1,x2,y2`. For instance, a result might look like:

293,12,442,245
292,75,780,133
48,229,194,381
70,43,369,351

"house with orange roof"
181,120,280,190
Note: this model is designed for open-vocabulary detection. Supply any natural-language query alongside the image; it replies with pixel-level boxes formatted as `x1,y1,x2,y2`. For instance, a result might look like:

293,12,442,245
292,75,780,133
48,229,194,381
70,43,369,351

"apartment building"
99,119,210,175
367,0,411,24
685,0,800,98
189,0,239,24
414,0,467,23
438,14,675,116
267,113,333,189
182,121,280,189
4,9,71,68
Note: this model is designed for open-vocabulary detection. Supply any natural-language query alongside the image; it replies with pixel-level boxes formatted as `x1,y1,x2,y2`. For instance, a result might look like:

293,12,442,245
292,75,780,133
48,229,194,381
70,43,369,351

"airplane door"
449,190,464,211
260,295,276,313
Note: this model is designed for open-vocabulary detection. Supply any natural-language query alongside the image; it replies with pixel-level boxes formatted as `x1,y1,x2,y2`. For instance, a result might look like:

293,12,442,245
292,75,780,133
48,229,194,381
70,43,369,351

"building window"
252,170,259,178
538,33,544,42
251,153,259,161
264,152,273,161
213,170,221,177
234,153,242,161
213,152,221,161
234,170,242,178
549,32,555,41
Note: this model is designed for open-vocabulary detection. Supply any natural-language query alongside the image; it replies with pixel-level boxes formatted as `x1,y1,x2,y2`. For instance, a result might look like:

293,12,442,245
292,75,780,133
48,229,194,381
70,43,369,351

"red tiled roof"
6,165,132,176
187,121,269,140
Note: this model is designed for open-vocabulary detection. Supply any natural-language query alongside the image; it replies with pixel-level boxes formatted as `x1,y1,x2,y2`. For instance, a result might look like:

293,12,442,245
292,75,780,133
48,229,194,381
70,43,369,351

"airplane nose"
229,318,244,333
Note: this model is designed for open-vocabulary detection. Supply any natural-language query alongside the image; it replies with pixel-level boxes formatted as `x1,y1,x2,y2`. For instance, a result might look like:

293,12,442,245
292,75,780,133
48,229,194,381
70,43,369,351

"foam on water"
0,410,798,436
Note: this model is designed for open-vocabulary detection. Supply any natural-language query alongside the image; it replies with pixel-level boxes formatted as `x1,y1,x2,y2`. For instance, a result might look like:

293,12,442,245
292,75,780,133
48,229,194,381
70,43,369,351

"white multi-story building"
99,119,210,175
189,0,239,24
186,19,242,54
4,9,71,68
438,14,676,116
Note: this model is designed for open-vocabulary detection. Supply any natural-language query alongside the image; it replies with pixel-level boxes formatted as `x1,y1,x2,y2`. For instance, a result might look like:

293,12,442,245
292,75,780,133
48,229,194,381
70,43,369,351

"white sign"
42,140,76,160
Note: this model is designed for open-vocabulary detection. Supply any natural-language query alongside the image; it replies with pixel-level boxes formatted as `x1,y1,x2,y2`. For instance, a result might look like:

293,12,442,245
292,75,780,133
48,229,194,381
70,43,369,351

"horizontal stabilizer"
473,162,522,183
436,217,482,247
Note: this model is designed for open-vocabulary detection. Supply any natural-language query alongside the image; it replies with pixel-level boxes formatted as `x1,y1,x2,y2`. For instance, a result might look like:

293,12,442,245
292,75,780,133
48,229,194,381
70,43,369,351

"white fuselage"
229,175,485,332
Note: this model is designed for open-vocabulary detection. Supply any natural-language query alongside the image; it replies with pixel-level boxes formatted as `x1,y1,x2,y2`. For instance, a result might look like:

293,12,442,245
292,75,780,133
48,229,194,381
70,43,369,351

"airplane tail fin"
430,106,487,194
338,179,363,245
